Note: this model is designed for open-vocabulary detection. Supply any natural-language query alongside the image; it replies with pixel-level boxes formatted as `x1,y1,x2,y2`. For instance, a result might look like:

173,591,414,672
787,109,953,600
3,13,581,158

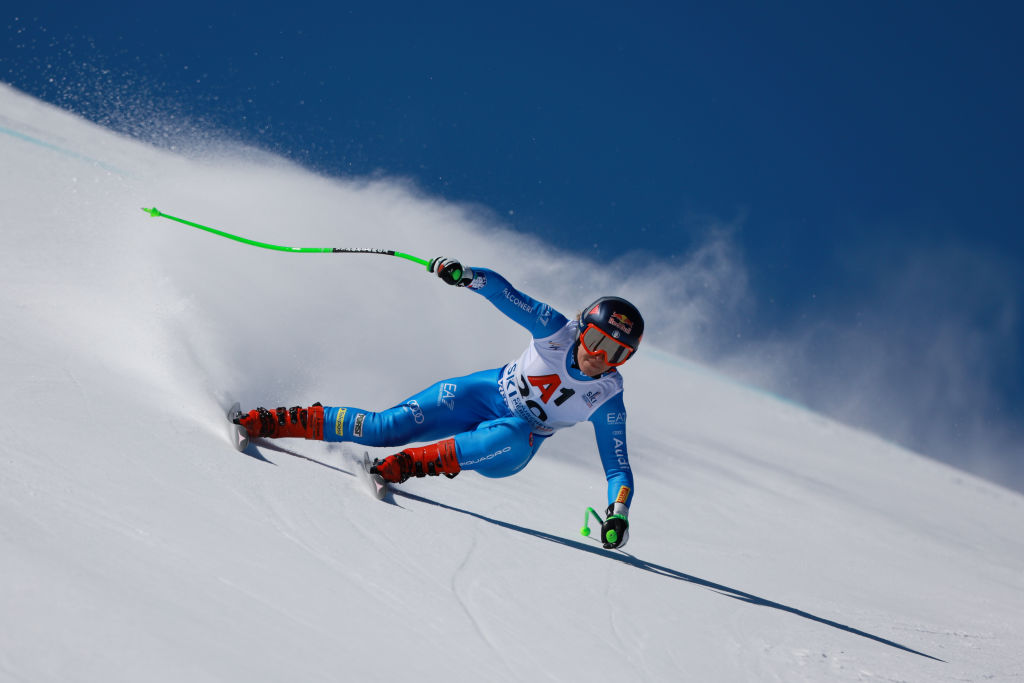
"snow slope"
1,83,1022,682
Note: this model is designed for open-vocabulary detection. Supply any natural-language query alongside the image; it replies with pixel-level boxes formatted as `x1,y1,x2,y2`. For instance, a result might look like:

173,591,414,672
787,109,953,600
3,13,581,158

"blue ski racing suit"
321,267,635,510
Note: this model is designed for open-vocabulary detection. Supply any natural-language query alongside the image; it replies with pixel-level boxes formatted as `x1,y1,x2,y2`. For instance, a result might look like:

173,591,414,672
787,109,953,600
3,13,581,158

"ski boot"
234,403,324,440
371,438,461,484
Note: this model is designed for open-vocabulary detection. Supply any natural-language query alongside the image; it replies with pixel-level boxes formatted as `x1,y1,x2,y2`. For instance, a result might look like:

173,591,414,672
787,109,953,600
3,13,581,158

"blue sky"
3,2,1022,487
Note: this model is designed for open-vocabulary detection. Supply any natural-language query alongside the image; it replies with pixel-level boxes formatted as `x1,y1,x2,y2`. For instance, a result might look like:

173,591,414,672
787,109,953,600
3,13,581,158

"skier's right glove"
429,257,474,287
601,503,630,549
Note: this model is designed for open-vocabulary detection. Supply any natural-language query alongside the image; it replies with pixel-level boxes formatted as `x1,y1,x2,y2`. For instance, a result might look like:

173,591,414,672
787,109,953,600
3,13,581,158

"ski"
358,451,388,500
227,401,250,452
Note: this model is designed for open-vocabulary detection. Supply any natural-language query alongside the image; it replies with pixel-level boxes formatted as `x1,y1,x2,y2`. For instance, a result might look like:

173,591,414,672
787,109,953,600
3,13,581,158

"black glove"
601,503,629,549
429,257,474,287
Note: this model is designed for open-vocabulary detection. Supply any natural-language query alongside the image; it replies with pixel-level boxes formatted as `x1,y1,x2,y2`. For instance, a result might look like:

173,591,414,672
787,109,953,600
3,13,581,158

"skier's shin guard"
235,404,325,440
371,438,461,483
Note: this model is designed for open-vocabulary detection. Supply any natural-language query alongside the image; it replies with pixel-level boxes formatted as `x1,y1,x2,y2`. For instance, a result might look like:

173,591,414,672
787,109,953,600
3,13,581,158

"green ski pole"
580,507,605,538
141,207,431,269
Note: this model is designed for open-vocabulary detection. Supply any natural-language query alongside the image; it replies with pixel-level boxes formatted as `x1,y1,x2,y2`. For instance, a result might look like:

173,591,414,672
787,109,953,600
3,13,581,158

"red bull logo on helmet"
608,312,634,334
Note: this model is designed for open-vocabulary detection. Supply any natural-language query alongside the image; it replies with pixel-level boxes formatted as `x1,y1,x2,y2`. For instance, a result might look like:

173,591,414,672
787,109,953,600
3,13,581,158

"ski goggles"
579,323,637,366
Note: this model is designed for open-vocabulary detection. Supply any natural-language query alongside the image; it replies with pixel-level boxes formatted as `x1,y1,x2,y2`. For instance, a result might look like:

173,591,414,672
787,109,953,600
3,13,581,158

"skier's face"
577,341,613,377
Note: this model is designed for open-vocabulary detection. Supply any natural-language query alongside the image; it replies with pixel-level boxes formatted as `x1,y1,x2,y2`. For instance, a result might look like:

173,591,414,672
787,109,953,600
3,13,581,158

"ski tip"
361,451,388,500
226,401,249,452
232,425,250,452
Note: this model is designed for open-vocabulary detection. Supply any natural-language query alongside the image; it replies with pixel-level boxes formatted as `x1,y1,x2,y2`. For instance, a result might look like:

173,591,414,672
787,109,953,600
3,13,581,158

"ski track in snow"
448,531,513,676
2,83,1024,682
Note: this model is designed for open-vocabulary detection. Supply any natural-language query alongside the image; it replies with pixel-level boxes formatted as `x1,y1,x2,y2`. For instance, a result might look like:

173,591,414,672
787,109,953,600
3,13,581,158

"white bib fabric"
498,321,624,435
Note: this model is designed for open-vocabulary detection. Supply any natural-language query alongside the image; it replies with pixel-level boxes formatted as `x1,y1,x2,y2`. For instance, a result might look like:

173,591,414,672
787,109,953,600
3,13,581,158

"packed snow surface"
1,84,1022,682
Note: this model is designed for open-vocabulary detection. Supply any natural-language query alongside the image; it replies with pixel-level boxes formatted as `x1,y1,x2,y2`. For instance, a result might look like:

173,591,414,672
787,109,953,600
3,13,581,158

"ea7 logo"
606,412,626,425
537,304,552,327
438,383,457,410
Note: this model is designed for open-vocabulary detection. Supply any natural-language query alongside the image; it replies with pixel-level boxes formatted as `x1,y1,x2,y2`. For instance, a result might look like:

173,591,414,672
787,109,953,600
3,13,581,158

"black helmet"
578,296,644,365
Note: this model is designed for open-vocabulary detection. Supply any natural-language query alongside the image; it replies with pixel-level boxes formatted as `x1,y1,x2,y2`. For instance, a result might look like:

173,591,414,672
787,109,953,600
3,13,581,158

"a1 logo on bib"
516,372,577,422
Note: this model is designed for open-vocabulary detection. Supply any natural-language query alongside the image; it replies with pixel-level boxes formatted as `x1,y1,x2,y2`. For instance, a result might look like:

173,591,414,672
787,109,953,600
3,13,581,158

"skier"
234,258,643,549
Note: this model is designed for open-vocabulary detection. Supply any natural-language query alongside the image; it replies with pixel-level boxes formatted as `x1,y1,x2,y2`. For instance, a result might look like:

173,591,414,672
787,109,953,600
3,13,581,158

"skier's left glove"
429,257,474,287
601,503,629,549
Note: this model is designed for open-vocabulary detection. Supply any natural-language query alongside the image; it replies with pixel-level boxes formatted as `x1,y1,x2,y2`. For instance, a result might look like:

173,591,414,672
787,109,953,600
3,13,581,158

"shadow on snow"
245,439,354,477
395,489,945,664
236,444,943,662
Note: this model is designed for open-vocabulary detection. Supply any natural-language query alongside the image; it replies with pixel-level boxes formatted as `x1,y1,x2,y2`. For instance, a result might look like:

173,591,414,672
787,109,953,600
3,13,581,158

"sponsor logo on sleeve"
606,412,626,425
334,407,347,437
615,486,631,504
353,413,366,438
502,287,533,313
468,273,488,290
613,437,629,467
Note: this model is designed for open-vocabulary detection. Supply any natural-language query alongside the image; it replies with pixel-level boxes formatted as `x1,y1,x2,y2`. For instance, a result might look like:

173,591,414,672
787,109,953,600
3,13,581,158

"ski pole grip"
602,514,628,545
